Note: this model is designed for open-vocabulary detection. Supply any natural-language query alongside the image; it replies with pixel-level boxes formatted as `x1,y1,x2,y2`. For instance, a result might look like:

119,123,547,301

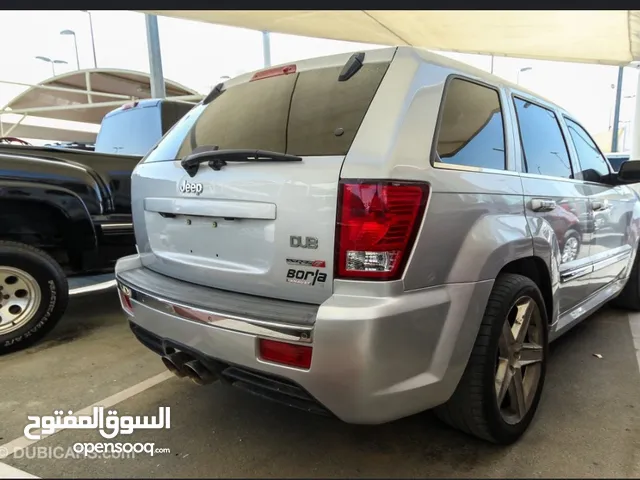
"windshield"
95,105,163,156
142,61,390,163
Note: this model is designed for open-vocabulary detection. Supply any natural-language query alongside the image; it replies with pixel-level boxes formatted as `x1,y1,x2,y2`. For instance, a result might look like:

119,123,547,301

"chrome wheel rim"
0,267,42,335
495,295,544,425
562,237,579,263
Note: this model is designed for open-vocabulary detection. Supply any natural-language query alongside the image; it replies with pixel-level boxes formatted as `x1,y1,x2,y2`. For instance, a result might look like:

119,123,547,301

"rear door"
562,116,636,293
131,48,396,304
512,95,595,313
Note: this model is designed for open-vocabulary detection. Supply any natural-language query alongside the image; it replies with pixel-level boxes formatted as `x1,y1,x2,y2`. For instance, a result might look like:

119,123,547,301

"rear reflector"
258,339,312,369
250,64,297,82
335,181,429,281
118,284,134,316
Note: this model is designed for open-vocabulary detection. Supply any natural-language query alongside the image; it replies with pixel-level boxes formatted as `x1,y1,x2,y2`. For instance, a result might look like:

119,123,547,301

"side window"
564,117,610,181
513,97,572,179
434,78,506,170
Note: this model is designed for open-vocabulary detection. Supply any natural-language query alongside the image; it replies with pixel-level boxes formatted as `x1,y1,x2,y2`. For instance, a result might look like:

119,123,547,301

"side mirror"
617,160,640,184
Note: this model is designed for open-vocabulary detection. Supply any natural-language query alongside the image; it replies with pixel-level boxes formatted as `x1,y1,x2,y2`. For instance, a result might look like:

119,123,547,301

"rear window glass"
143,61,390,163
433,78,506,170
95,105,162,156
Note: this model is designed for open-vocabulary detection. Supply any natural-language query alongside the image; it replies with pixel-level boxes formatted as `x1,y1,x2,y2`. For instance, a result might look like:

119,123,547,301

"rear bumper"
116,253,493,424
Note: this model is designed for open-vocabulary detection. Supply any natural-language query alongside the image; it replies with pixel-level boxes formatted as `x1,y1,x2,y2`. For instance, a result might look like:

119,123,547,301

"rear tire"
610,246,640,311
0,241,69,354
434,273,548,444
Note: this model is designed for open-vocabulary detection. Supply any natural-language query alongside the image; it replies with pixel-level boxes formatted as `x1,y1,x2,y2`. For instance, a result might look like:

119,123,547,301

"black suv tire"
0,241,69,354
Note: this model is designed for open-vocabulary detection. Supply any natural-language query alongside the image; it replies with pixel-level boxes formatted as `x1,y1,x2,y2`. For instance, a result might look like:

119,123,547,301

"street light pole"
60,30,80,70
82,10,98,68
35,56,68,76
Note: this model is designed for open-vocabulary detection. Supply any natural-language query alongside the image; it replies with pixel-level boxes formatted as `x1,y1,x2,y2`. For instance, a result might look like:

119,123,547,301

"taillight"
250,64,297,82
335,181,429,281
118,284,134,316
258,339,312,369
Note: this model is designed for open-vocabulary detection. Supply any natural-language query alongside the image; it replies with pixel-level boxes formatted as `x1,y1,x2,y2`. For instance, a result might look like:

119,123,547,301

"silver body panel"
116,46,640,424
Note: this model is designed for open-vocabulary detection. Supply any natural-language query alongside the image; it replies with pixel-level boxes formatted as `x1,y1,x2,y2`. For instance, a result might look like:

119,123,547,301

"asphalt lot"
1,290,640,478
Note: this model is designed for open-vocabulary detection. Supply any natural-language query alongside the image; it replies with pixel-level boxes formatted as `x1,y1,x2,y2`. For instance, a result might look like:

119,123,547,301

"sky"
0,10,638,150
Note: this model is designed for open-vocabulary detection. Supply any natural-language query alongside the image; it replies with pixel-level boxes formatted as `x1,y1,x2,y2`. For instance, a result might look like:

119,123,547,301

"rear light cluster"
335,181,429,281
118,284,134,316
258,339,312,369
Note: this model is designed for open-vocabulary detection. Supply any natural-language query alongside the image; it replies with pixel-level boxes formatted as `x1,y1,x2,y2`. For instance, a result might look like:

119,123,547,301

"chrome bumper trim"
117,280,313,344
69,279,117,296
101,223,133,231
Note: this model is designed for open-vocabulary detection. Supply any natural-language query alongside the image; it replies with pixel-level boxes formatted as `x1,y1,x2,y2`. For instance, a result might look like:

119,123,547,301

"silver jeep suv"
116,46,640,444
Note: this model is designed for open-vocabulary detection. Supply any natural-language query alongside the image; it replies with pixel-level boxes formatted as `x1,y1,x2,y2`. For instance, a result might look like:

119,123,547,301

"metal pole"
4,115,27,137
73,34,80,70
631,71,640,161
145,14,166,99
51,62,56,77
0,79,133,99
262,31,271,68
87,11,98,68
490,55,494,74
611,67,624,152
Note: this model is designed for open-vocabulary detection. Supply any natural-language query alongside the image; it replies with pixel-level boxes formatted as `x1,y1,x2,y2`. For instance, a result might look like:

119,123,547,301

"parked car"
43,141,96,152
115,47,640,445
0,98,195,354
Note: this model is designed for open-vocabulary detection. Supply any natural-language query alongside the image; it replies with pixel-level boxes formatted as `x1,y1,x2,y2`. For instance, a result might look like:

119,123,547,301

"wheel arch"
0,185,98,269
499,256,554,325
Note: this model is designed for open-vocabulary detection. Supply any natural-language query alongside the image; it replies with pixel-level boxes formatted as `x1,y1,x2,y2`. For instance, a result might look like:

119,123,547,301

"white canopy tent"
142,10,640,158
0,68,202,143
144,10,640,65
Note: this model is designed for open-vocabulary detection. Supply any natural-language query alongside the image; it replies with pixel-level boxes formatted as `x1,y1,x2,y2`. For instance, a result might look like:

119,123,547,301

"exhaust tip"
183,360,218,386
161,351,192,378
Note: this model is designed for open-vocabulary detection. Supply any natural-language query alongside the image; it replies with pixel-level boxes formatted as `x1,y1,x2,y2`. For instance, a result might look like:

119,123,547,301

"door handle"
530,198,557,212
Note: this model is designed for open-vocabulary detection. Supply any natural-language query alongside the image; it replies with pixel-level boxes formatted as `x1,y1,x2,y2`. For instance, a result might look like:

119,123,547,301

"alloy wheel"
494,295,544,425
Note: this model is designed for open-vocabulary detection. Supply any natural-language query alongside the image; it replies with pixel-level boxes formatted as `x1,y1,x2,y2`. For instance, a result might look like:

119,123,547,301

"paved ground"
1,291,639,478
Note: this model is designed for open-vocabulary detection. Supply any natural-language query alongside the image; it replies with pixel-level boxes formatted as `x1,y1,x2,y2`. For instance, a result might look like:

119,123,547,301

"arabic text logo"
23,406,170,441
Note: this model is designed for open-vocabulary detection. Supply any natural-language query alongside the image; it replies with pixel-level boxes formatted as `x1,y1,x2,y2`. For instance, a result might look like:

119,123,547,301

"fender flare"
0,180,98,253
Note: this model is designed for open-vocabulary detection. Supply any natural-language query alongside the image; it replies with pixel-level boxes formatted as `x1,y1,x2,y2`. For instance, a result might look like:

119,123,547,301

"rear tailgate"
132,48,397,304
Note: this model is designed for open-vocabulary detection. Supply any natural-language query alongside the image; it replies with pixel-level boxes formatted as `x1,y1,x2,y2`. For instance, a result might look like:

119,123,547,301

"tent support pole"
612,67,624,152
262,31,271,68
145,14,166,99
632,72,640,161
3,115,27,136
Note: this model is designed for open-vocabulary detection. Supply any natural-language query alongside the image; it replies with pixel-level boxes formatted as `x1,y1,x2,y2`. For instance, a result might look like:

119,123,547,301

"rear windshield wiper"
180,149,303,177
